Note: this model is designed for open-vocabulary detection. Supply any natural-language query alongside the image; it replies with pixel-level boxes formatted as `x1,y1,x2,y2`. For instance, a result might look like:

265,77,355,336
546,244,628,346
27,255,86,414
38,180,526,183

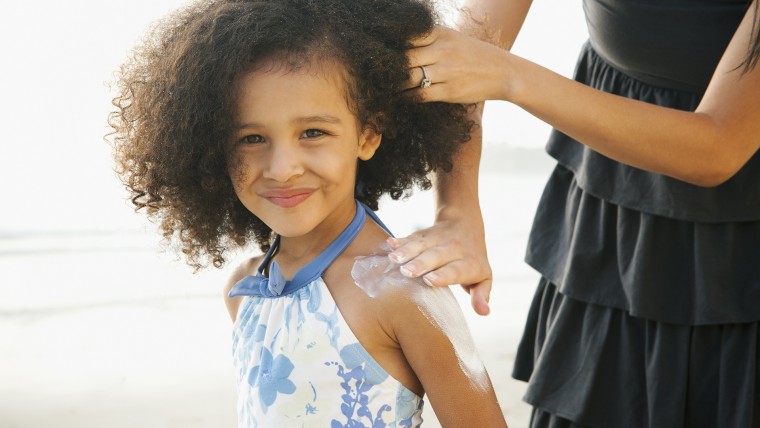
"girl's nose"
262,142,305,182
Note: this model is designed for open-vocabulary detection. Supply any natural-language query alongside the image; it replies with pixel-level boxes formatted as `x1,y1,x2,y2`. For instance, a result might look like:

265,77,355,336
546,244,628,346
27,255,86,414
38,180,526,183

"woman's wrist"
496,51,522,102
491,49,519,102
434,201,486,235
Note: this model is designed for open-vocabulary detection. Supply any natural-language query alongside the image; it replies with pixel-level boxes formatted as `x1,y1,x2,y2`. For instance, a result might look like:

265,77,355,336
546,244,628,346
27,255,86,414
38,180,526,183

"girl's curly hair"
109,0,473,270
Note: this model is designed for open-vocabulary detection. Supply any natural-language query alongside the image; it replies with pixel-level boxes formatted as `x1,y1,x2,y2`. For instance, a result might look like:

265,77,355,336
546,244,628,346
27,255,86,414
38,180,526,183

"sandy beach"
0,146,555,428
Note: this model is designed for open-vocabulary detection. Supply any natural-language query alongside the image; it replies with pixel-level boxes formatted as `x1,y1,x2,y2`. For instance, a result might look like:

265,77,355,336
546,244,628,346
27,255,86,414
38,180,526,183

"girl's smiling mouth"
260,188,315,208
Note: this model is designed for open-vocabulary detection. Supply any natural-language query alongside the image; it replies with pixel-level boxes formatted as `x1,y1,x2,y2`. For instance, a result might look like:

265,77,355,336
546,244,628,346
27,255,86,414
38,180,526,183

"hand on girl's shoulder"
223,255,264,323
350,249,466,334
351,252,508,427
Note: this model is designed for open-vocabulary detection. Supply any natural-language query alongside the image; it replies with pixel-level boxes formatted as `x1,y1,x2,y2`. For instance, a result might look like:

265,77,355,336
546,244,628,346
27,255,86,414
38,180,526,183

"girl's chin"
266,221,320,239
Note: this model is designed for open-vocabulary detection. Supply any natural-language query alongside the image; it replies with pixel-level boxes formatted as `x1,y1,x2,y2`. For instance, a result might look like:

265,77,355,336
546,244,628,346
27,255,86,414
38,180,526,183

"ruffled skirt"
513,279,760,428
513,43,760,428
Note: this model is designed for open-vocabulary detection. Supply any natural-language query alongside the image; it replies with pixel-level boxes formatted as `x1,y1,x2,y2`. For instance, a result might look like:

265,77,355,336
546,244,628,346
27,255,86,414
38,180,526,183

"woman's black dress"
512,0,760,427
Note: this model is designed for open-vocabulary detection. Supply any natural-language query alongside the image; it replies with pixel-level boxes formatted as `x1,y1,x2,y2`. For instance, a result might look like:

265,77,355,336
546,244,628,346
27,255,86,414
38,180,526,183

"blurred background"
0,1,585,426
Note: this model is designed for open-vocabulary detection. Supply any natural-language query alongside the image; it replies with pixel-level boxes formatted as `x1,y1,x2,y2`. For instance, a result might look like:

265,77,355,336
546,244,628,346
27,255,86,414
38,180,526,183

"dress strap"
229,200,391,298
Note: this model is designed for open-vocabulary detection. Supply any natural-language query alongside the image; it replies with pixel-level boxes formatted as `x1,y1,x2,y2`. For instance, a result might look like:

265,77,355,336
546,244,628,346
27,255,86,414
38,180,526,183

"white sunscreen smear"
351,246,490,392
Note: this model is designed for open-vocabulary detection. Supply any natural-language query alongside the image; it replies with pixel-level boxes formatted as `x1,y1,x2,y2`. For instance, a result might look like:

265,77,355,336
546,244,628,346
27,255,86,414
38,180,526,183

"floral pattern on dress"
328,360,393,428
232,278,424,427
248,347,297,412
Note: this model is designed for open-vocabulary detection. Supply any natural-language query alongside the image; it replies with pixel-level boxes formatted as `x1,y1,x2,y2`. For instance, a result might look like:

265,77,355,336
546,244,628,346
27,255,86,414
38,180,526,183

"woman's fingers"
405,27,456,90
408,26,442,48
407,43,438,69
405,25,511,103
420,258,488,289
403,64,428,91
405,83,448,103
405,43,443,91
391,242,493,315
464,281,492,316
386,234,433,266
403,63,444,92
403,62,461,103
386,218,494,316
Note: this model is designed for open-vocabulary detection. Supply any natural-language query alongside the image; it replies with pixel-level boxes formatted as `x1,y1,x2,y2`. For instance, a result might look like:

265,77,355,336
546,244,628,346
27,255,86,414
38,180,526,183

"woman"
387,0,760,426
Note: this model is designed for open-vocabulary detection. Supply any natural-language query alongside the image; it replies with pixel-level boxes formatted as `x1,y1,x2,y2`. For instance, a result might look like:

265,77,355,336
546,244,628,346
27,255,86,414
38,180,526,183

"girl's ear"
358,126,382,161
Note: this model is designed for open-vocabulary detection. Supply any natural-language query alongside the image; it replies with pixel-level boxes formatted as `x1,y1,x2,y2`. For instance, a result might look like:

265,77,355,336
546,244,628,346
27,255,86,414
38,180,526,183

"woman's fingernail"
386,237,400,249
422,272,437,286
389,251,408,264
399,265,416,278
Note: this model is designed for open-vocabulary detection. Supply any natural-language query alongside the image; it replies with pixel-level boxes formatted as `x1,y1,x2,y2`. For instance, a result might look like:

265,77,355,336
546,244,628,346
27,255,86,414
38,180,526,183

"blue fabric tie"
228,200,392,298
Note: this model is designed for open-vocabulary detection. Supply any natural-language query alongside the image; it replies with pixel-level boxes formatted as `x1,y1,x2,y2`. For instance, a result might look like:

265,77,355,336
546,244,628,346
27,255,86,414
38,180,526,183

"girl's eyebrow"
295,115,342,124
234,115,342,130
235,122,263,130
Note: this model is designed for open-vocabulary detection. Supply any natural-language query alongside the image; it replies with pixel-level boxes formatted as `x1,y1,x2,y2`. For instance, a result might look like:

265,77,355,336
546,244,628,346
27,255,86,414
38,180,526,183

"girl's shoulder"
334,217,453,314
223,255,264,322
350,251,439,306
333,218,463,343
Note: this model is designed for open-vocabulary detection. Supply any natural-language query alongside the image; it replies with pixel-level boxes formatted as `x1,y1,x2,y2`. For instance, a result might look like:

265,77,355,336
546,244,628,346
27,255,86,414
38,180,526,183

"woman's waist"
547,138,760,222
525,164,760,325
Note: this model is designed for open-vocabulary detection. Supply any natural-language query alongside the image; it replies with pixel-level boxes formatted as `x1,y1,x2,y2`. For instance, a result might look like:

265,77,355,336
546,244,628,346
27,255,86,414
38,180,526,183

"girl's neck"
274,201,358,279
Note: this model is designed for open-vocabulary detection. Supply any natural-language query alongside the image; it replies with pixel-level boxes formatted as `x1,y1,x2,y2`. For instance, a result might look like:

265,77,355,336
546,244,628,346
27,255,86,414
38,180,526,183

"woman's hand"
387,208,493,316
405,26,512,104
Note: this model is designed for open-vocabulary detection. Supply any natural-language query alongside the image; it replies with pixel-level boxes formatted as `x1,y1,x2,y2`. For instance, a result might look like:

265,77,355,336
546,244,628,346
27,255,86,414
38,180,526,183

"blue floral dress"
229,202,424,427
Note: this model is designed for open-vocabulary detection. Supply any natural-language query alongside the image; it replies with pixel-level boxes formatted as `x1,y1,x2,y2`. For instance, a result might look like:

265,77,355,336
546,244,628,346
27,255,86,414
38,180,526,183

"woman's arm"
390,4,760,298
456,0,533,50
388,107,492,315
387,0,535,315
408,6,760,186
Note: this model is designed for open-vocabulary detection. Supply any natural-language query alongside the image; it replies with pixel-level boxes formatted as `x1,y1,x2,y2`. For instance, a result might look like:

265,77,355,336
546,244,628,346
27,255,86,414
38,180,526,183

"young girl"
109,0,508,426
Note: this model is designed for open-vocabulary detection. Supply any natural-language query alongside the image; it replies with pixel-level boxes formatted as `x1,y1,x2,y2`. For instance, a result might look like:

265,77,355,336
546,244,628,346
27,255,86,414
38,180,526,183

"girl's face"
227,61,381,241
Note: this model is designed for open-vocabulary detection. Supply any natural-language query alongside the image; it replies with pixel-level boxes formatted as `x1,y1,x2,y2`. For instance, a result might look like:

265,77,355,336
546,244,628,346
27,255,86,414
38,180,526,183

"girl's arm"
408,5,760,186
387,0,534,316
383,283,508,426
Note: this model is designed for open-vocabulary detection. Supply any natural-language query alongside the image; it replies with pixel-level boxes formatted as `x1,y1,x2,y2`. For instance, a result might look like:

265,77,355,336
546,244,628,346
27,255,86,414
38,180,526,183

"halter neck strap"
228,200,392,298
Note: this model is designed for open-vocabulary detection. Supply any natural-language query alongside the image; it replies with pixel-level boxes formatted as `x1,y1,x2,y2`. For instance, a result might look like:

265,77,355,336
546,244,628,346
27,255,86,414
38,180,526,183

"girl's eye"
301,129,326,139
240,135,265,145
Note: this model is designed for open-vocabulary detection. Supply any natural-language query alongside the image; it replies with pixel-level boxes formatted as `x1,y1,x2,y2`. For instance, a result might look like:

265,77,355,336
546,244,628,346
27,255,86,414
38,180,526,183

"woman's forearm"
437,0,534,216
498,6,760,186
438,0,531,209
434,105,484,224
504,41,760,186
